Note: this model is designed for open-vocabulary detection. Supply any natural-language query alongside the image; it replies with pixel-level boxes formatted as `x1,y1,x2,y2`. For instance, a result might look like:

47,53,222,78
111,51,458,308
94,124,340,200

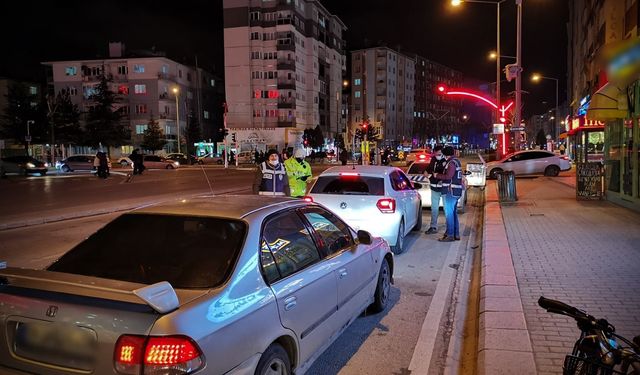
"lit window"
355,91,361,98
135,104,148,114
135,125,148,134
133,64,145,73
65,66,77,76
354,79,361,86
118,85,129,95
210,79,215,87
29,86,37,95
161,65,168,73
134,84,146,94
204,111,210,119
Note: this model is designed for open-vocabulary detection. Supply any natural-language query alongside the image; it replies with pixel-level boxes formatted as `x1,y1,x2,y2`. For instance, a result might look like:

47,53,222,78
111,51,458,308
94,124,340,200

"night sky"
1,0,567,118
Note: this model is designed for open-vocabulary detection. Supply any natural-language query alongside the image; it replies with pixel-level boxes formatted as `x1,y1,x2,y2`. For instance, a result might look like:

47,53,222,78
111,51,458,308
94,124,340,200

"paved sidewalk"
482,176,640,374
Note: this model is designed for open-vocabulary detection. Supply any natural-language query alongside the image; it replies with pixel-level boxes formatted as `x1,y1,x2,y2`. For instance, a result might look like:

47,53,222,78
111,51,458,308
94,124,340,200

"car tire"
369,258,391,313
544,165,560,177
217,159,223,165
412,206,422,232
391,220,405,255
120,160,129,167
166,164,174,169
489,168,503,179
39,171,47,176
61,165,71,173
255,343,291,375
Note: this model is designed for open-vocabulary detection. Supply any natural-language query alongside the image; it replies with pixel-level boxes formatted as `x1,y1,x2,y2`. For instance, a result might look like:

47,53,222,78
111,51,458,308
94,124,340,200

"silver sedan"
0,196,393,375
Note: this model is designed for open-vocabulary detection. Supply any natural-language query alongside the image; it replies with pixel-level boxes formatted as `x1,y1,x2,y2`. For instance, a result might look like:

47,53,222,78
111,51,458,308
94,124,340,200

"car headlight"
26,162,35,168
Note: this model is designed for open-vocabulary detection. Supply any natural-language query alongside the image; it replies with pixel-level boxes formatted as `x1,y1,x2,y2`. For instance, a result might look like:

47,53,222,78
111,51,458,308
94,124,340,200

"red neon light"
501,133,506,155
437,85,446,92
446,91,499,109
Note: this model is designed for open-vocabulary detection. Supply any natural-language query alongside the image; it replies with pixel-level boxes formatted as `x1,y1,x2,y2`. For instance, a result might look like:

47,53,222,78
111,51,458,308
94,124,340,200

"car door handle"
338,268,348,279
284,296,297,311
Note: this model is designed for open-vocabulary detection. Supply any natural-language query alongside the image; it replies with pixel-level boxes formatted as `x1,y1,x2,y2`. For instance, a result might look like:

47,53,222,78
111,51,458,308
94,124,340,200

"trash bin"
496,171,517,202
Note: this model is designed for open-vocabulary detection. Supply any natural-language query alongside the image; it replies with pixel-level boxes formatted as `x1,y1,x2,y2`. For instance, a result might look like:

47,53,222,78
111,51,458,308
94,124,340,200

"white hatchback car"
486,150,571,179
405,160,467,213
307,166,423,254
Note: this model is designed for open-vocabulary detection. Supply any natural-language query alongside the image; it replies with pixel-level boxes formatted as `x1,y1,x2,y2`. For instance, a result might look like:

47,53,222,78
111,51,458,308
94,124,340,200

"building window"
134,84,147,94
178,70,183,78
68,87,78,96
204,110,210,119
250,11,260,21
161,65,169,73
164,106,170,114
355,91,361,98
118,65,128,75
135,104,148,114
135,125,148,134
210,79,215,87
65,66,77,76
133,64,145,73
29,86,37,95
354,78,361,86
118,85,129,95
251,32,260,40
187,72,192,81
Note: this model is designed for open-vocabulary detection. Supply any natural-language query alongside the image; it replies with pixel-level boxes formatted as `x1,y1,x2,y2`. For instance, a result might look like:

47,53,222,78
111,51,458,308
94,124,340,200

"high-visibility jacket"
441,158,464,197
259,162,287,196
284,158,312,197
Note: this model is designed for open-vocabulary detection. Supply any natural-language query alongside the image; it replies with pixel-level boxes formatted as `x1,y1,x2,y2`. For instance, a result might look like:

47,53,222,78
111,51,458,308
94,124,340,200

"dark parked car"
0,156,47,176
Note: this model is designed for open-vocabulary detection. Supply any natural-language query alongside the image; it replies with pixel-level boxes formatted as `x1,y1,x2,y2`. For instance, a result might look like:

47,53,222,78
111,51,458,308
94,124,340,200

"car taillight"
561,156,569,160
418,154,426,160
303,196,314,202
340,172,360,177
115,335,204,375
376,198,396,213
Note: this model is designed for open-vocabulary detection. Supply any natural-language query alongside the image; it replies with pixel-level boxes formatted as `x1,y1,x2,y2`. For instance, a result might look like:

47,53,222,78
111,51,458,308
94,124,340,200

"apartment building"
0,78,42,155
350,47,416,147
568,0,639,211
223,0,347,150
42,43,219,155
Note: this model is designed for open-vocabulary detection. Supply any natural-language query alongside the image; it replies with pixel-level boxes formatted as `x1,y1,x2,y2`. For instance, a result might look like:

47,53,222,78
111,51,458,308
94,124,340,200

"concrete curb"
477,181,537,375
0,188,251,231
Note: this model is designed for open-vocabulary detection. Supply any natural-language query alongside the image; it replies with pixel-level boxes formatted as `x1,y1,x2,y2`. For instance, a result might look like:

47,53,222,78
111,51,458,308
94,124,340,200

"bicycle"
538,296,640,374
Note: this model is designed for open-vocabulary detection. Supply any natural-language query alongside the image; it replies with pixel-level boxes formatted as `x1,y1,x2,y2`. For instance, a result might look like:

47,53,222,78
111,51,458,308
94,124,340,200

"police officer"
433,146,464,241
424,145,446,235
284,148,312,198
252,149,290,196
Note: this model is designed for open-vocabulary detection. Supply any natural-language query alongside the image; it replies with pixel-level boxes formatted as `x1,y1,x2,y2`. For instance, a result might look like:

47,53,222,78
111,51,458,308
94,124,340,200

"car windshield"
48,214,247,289
408,163,430,174
311,175,385,195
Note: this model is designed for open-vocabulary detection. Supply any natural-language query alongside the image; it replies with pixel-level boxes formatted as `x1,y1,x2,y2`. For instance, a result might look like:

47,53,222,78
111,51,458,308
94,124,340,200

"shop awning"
567,125,605,136
586,82,628,121
558,132,568,139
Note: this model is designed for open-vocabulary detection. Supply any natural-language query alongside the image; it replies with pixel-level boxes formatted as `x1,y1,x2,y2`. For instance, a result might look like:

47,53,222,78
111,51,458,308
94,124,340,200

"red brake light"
561,156,569,160
115,335,203,375
376,198,396,213
340,172,360,177
419,154,426,159
303,196,314,202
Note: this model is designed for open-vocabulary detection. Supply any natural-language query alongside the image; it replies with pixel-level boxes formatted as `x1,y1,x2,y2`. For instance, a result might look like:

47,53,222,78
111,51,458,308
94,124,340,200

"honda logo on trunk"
340,202,347,209
46,306,58,318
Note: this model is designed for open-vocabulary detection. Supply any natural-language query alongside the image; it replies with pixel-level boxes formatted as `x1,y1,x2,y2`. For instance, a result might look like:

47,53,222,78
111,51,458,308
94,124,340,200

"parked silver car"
56,154,112,172
0,196,393,375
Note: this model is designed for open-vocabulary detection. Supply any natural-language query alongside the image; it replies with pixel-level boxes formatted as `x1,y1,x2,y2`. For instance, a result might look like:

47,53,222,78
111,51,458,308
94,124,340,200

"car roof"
131,195,307,219
319,165,400,177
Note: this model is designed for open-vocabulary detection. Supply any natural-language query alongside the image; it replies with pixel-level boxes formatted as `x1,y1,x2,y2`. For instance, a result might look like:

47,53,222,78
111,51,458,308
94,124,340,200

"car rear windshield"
48,214,247,289
408,163,430,174
311,175,385,195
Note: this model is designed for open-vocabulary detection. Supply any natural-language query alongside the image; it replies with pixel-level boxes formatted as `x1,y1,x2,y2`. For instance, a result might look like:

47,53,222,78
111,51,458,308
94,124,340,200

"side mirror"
357,230,372,245
413,182,423,190
463,170,472,176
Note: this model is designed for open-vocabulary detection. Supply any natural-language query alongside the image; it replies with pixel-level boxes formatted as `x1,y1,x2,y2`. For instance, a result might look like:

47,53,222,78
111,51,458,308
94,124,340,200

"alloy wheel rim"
265,358,287,375
381,265,390,305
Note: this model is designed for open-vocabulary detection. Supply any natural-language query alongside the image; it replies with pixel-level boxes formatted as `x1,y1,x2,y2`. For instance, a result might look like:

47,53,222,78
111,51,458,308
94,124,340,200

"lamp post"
451,0,508,125
515,0,523,149
531,73,559,140
172,87,181,154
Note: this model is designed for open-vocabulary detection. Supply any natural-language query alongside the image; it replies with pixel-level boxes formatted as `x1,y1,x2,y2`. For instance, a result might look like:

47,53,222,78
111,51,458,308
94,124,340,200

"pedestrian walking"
130,149,145,175
252,149,290,196
559,143,566,155
284,148,312,198
434,146,464,242
96,151,109,179
424,145,447,235
339,149,349,165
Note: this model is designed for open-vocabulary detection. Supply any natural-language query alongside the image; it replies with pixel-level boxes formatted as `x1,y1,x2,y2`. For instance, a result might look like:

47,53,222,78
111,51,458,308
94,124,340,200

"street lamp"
488,51,516,60
172,87,181,153
531,73,559,139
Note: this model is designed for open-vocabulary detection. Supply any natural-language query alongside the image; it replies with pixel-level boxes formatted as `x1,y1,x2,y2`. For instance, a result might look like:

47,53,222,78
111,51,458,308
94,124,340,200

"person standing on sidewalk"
424,145,446,235
435,146,464,242
284,148,312,198
252,149,290,196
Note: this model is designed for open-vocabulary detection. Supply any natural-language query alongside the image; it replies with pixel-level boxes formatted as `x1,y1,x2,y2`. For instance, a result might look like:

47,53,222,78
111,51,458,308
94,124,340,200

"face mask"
268,160,279,167
435,155,444,160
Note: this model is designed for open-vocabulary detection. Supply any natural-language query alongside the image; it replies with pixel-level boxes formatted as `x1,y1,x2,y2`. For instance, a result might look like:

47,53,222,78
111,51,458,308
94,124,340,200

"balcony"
277,118,296,127
276,41,295,52
277,98,296,109
277,79,296,90
159,93,173,100
277,59,296,71
158,72,177,81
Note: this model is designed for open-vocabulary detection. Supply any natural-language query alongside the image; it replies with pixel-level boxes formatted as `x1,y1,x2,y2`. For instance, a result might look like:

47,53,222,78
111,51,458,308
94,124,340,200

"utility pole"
514,0,523,149
223,102,229,169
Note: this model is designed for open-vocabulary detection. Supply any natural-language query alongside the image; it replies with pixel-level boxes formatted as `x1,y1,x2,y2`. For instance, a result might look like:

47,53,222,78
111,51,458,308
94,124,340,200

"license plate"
13,320,97,370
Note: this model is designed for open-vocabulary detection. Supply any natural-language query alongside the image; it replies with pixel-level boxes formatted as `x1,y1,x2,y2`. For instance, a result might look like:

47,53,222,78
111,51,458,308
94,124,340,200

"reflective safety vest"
259,162,287,196
441,158,464,197
284,158,312,197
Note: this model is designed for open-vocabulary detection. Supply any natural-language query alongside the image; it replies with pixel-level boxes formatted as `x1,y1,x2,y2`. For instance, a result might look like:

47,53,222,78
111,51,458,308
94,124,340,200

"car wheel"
255,343,291,375
412,205,422,231
216,159,223,165
120,160,129,167
391,220,405,254
544,165,560,177
61,165,71,173
166,164,174,169
39,171,47,176
489,168,502,179
20,168,28,176
369,258,391,313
